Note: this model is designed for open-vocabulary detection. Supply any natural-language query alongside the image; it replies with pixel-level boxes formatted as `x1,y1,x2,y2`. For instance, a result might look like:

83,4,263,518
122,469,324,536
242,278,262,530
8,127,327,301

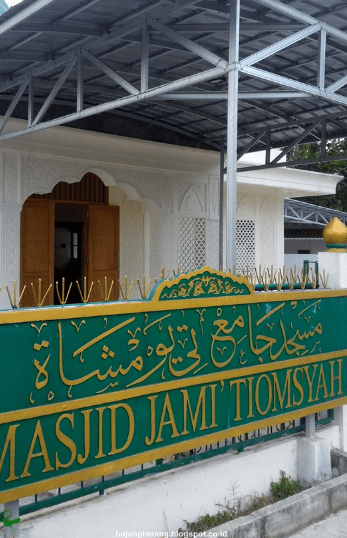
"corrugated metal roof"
0,0,347,154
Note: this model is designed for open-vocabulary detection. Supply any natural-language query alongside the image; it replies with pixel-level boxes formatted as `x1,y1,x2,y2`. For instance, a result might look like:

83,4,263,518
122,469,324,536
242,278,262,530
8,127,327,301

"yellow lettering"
330,359,343,397
77,409,92,464
272,370,292,412
181,387,208,435
21,420,53,478
292,367,304,407
108,404,134,455
303,364,318,403
55,413,76,470
247,377,254,418
255,374,272,416
315,364,328,401
95,407,106,459
229,379,246,421
0,424,19,482
210,384,218,428
145,395,157,446
156,393,180,443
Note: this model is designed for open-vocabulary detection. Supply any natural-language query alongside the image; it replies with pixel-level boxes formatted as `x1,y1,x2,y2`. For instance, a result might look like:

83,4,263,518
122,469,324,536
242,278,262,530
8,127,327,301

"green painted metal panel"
0,268,345,502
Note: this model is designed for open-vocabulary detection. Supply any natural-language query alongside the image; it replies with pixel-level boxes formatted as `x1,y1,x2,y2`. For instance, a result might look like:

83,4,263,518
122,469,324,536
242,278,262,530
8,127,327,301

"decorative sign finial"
323,217,347,252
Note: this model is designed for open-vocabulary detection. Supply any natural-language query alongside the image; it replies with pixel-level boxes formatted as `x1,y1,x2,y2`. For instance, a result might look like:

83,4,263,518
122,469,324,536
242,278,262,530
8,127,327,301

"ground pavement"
288,508,347,537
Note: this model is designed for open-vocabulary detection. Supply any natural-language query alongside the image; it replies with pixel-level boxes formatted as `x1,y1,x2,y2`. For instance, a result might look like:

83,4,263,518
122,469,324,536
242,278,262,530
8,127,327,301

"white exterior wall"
0,123,341,309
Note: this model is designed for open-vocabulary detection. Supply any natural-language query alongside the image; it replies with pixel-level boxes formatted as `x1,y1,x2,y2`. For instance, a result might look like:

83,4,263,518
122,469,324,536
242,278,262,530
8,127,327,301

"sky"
6,0,23,6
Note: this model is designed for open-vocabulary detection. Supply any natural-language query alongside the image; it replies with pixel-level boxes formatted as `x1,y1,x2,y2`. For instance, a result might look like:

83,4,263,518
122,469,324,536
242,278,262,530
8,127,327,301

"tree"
287,139,347,212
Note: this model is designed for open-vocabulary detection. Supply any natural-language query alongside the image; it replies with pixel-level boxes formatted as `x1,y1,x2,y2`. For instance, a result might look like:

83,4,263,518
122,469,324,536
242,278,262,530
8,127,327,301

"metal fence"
2,410,332,519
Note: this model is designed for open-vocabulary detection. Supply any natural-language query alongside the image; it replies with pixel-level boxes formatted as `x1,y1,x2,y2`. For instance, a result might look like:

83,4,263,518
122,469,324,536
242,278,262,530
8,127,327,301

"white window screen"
178,217,206,272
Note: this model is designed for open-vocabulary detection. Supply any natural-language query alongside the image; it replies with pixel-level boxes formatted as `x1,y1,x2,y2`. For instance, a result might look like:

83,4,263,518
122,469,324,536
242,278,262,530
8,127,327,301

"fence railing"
0,411,332,519
0,263,329,309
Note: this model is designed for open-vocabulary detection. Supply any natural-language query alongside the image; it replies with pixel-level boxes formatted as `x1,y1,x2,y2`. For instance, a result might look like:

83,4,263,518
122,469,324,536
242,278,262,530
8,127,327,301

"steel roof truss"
240,23,321,69
31,54,77,127
82,50,139,96
237,129,266,160
0,76,28,135
146,17,228,68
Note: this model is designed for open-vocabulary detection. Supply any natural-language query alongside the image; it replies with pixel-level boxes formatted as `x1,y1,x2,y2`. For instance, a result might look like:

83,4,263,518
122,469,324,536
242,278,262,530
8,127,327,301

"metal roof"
284,197,347,226
1,0,347,166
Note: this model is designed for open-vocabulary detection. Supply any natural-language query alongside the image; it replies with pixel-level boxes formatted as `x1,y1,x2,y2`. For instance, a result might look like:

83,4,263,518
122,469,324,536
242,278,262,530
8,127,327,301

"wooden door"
20,200,55,307
87,205,119,302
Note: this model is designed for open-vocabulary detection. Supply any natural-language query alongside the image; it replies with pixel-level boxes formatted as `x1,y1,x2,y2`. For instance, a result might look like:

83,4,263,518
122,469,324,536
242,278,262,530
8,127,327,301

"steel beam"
77,51,83,113
0,77,28,134
226,0,240,272
219,136,225,271
254,0,317,25
82,50,139,95
32,55,77,127
317,29,326,90
147,17,228,68
141,20,149,94
0,0,56,37
240,23,321,69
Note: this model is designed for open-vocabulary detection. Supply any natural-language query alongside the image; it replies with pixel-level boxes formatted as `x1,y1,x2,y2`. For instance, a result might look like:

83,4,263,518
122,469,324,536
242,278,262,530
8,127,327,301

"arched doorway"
20,173,119,306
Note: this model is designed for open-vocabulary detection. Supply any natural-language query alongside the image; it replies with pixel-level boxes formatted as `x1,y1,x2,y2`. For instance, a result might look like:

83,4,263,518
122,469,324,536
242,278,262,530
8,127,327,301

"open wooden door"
20,200,55,307
87,205,119,302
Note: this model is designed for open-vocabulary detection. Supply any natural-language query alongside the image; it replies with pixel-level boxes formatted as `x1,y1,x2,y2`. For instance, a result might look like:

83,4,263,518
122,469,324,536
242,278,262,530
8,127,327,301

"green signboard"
0,268,347,502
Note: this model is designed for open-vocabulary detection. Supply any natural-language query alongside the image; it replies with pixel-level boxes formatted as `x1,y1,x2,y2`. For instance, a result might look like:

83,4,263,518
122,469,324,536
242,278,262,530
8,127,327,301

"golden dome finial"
323,217,347,252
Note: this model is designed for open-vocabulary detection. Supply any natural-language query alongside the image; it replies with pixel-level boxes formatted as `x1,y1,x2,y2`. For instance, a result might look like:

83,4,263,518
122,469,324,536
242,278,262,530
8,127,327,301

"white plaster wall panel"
111,168,161,207
275,193,285,269
0,206,21,310
21,157,86,202
109,187,145,300
149,205,162,280
177,182,207,215
3,153,20,204
209,220,219,270
160,176,173,213
209,176,219,218
259,196,275,269
237,193,256,221
161,214,176,272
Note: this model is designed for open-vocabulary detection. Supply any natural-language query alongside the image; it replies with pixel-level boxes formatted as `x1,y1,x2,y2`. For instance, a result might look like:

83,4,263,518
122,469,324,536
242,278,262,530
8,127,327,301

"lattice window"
178,217,206,272
236,220,255,273
223,218,256,272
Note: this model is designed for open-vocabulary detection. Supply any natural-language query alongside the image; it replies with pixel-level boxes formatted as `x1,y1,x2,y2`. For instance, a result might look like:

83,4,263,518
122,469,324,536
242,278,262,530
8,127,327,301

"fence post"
3,500,20,538
318,218,347,453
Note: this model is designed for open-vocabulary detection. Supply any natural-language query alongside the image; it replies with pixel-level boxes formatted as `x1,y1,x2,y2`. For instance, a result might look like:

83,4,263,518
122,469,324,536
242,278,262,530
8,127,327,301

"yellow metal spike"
31,279,52,307
55,278,72,305
98,277,114,301
137,275,152,299
76,277,94,303
119,275,133,300
6,280,26,308
320,270,329,288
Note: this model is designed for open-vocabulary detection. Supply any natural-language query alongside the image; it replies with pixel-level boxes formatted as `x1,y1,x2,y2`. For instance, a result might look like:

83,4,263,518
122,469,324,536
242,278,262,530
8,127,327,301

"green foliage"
184,511,231,531
270,472,301,501
287,139,347,212
179,474,304,532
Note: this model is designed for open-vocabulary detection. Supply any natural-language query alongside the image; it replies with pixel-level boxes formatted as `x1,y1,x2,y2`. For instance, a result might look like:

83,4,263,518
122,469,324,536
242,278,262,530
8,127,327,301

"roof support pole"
226,0,240,272
219,136,225,271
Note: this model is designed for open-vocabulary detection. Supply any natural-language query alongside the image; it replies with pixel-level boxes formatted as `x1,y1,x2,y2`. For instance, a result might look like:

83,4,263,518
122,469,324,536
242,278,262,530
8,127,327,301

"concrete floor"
289,509,347,538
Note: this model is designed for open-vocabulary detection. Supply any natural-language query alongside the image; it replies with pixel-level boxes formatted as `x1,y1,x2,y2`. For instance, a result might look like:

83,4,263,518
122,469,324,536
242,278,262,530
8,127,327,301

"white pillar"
225,0,240,271
318,249,347,453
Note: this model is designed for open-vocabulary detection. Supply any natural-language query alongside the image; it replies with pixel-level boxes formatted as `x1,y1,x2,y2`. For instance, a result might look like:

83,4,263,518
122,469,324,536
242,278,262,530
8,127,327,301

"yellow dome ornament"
323,217,347,252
